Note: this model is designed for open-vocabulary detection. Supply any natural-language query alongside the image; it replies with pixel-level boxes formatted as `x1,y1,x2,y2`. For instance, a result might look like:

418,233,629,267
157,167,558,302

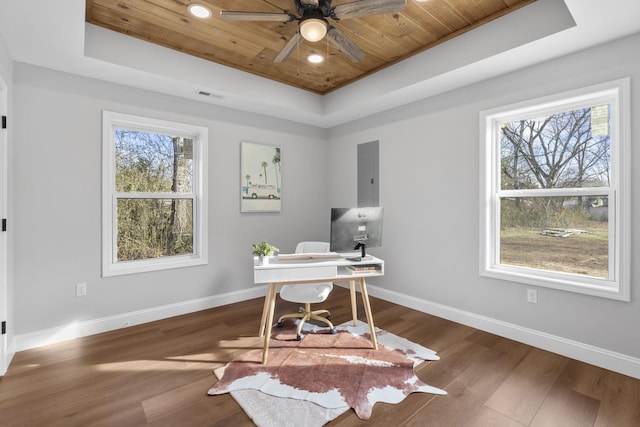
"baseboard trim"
361,284,640,380
15,286,267,352
1,337,16,376
14,284,640,379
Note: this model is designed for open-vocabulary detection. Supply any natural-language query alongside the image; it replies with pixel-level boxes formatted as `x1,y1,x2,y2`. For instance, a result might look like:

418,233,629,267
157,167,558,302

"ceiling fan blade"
220,11,295,22
333,0,405,20
274,32,303,63
326,27,365,62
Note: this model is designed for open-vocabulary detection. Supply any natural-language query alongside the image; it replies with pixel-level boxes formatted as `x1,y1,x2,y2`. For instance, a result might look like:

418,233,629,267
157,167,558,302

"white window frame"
102,111,208,277
479,79,630,301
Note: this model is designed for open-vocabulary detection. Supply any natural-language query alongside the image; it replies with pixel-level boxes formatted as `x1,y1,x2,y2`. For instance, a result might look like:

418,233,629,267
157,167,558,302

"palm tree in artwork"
272,148,281,195
245,174,251,194
261,161,268,184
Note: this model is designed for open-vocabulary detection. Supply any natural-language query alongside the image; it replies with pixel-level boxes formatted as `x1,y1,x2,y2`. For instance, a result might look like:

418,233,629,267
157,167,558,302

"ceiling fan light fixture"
299,18,328,42
188,4,212,19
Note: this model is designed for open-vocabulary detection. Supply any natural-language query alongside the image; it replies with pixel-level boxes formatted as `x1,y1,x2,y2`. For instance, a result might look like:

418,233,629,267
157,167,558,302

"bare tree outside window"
102,111,207,277
114,130,194,262
500,109,610,191
481,79,629,300
498,106,611,278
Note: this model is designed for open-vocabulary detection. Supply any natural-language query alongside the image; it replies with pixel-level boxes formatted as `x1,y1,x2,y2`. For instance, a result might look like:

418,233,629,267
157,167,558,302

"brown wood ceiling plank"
334,15,427,62
88,5,322,91
88,0,283,58
465,0,506,14
502,0,529,7
449,0,510,23
405,0,466,40
420,0,474,31
85,0,538,95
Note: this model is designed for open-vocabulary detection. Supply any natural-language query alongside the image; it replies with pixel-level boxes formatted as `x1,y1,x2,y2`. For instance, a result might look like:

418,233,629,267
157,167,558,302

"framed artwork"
240,142,282,212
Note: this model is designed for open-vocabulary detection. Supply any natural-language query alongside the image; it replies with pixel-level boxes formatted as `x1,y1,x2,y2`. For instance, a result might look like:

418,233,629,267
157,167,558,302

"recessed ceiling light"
307,54,324,64
188,4,212,19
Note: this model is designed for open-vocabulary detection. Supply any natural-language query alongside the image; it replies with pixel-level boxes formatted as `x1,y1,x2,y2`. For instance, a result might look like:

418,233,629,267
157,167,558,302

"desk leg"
349,280,358,326
262,283,277,365
359,278,378,350
258,283,275,337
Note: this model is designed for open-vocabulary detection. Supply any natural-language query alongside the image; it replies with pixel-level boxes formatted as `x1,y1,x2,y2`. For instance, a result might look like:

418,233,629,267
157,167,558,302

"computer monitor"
330,207,383,260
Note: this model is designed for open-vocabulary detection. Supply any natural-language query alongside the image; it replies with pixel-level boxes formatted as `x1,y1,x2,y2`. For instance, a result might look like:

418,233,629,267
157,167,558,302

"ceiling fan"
220,0,406,63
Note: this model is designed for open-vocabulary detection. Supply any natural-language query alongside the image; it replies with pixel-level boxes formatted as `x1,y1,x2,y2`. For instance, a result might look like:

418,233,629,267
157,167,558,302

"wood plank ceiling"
86,0,536,95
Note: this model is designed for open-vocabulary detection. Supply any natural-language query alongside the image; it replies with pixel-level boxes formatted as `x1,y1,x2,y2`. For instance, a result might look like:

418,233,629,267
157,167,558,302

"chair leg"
295,312,313,340
277,312,304,327
279,303,335,339
309,313,334,329
296,312,335,339
294,303,313,338
312,309,331,318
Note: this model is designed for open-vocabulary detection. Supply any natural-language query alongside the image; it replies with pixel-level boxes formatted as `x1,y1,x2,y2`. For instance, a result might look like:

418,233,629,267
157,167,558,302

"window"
479,79,630,300
102,111,208,276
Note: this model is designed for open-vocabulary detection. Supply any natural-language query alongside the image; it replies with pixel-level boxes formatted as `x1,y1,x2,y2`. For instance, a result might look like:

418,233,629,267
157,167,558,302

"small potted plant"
252,240,279,265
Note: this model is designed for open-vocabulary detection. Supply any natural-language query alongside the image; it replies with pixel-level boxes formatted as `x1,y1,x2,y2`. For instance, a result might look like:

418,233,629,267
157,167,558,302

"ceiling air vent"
197,90,223,99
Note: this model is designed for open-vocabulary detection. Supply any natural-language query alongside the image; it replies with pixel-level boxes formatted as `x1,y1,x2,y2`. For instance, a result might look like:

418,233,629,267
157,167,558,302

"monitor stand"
346,243,373,262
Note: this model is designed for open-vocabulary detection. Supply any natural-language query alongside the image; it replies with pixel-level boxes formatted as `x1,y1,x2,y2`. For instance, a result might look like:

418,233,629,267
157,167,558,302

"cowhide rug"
208,320,446,420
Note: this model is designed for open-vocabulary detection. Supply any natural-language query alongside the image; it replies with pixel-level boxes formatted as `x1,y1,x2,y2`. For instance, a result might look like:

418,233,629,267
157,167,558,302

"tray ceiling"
85,0,536,95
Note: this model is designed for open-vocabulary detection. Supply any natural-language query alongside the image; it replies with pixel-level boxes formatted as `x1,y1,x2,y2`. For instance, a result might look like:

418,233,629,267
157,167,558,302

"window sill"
102,254,207,277
480,264,628,301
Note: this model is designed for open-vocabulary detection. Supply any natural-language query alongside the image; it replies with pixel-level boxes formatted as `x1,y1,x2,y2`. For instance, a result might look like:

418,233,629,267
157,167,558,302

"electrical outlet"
527,288,538,304
76,282,87,297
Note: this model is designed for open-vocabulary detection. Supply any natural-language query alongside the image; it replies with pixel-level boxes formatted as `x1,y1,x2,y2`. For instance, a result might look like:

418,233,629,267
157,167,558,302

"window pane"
117,198,193,262
115,129,193,193
500,105,611,190
500,195,608,278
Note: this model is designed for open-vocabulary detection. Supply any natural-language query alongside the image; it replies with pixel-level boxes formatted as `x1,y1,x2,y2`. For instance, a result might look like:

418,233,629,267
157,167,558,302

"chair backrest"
295,241,330,254
281,241,333,304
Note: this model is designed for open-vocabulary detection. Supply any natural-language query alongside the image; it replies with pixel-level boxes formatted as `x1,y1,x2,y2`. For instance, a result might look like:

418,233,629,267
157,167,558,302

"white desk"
254,255,385,364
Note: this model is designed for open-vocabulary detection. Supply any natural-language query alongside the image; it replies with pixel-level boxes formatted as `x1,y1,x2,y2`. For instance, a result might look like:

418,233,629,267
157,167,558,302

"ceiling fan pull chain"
296,30,301,76
325,36,329,68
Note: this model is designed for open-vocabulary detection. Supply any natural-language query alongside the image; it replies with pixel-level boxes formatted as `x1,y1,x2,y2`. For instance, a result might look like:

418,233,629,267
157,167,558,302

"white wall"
12,64,329,338
0,30,15,371
8,30,640,377
327,33,640,363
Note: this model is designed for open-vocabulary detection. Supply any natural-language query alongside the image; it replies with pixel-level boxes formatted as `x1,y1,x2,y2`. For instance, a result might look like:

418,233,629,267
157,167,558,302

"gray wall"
12,64,329,335
327,33,640,359
0,32,14,361
6,31,640,369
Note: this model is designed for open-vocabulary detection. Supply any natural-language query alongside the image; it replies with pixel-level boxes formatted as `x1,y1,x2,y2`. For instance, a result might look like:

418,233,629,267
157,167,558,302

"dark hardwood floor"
1,286,639,426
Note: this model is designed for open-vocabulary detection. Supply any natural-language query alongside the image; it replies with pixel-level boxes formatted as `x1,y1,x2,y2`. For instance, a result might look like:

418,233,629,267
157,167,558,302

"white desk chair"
277,241,336,340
